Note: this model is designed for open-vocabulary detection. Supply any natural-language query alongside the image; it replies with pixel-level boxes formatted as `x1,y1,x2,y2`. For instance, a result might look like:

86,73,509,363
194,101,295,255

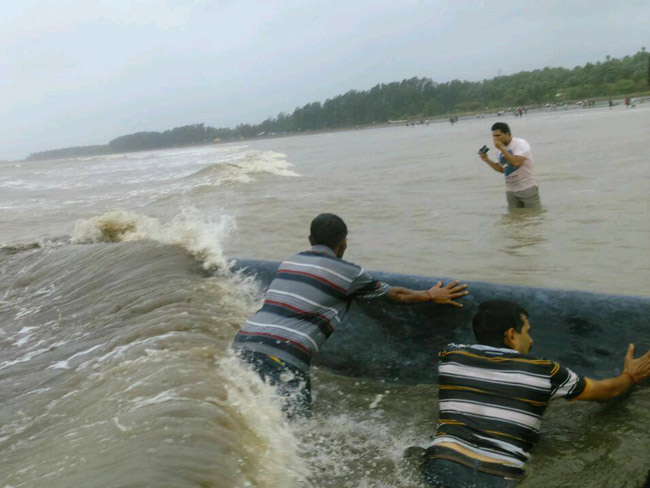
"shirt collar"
310,245,337,258
449,343,520,355
471,344,520,354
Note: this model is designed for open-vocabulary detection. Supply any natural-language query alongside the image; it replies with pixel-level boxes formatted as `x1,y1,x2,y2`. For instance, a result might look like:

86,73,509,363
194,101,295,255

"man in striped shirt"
417,300,650,487
231,213,469,416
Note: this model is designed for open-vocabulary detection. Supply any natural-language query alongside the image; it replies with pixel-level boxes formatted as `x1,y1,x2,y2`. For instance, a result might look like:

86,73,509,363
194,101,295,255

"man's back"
431,343,587,477
419,300,650,487
232,245,390,372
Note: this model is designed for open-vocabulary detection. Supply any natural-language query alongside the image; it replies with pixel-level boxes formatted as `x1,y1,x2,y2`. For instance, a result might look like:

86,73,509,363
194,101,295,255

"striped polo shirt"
231,245,392,372
430,343,588,477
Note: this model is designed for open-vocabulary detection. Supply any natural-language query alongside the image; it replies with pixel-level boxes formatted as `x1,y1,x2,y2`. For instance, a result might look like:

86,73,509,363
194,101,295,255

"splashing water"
70,208,236,271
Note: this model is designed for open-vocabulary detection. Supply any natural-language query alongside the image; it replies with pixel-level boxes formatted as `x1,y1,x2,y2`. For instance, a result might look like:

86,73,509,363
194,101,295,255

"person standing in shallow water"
407,300,650,487
478,122,541,211
230,213,469,417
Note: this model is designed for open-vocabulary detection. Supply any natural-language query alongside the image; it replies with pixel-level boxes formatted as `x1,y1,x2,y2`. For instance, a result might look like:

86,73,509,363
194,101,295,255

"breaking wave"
185,150,299,185
71,208,235,271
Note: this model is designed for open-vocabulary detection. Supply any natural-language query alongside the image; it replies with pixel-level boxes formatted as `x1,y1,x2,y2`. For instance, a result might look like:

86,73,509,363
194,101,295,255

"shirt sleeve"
347,268,392,302
549,362,588,401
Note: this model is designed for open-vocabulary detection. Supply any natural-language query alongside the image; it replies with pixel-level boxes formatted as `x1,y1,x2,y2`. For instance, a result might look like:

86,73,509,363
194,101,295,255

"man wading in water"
478,122,541,211
408,300,650,487
231,213,469,417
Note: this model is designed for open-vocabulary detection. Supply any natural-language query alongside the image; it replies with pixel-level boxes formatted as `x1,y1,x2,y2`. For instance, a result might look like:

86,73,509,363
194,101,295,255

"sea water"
1,104,649,487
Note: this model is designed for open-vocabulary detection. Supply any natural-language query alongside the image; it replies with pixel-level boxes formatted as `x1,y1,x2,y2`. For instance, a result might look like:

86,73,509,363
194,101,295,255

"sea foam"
71,208,235,271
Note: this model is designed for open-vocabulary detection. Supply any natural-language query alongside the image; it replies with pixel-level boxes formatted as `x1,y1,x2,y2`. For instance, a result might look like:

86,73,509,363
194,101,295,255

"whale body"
232,259,650,383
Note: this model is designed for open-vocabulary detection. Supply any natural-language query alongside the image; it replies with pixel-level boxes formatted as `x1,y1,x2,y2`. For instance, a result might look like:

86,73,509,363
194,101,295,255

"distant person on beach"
478,122,541,211
408,300,650,487
231,213,469,417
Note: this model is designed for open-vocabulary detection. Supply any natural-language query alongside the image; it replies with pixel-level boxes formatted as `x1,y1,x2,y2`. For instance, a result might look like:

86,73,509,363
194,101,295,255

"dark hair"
472,300,528,347
491,122,511,134
310,213,347,250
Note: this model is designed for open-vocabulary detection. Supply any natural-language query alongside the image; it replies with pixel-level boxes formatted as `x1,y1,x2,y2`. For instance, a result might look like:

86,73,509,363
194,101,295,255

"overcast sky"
2,0,649,160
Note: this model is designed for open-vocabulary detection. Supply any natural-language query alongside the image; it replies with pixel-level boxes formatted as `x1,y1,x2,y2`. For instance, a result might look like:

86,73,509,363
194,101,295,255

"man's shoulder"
441,343,554,363
285,250,363,274
442,343,512,354
511,137,531,149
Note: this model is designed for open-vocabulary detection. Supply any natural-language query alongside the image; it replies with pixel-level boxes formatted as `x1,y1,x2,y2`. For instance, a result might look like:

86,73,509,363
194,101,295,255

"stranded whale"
232,259,650,383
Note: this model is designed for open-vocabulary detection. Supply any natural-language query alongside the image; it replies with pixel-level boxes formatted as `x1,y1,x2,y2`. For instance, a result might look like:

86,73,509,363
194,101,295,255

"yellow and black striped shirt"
431,343,587,475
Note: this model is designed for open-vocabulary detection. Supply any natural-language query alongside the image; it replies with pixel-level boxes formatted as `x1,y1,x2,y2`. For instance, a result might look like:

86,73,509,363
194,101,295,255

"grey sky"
2,0,649,160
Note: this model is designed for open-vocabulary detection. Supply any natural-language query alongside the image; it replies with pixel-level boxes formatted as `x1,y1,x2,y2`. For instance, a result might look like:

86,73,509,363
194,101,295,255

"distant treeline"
26,49,649,161
25,145,113,161
107,124,238,152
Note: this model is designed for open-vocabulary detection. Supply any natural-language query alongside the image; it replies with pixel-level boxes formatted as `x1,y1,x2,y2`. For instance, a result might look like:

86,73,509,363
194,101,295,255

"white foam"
295,410,422,486
48,361,70,370
71,207,235,270
77,333,181,370
67,344,102,361
15,306,43,319
13,334,33,347
234,150,299,177
218,353,311,487
46,345,104,370
112,417,131,432
187,149,299,186
0,346,51,371
369,393,385,409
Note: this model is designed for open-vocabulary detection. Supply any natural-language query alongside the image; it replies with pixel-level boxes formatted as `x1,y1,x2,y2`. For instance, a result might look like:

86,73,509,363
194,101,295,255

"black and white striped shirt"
431,343,588,475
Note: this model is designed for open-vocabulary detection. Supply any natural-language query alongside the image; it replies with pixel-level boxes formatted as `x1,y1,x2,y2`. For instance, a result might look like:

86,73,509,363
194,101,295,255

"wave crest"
186,150,299,185
71,209,235,270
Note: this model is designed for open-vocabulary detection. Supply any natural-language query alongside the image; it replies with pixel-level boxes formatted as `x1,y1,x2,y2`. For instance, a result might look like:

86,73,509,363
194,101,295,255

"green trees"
25,49,649,161
24,145,111,161
260,49,648,133
108,124,215,152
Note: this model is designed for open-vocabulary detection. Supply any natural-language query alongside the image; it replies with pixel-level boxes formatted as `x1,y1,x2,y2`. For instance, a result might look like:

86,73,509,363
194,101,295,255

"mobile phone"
479,145,489,155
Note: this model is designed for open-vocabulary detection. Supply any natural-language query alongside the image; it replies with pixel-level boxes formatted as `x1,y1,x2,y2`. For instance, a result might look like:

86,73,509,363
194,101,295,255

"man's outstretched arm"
576,344,650,401
386,281,468,307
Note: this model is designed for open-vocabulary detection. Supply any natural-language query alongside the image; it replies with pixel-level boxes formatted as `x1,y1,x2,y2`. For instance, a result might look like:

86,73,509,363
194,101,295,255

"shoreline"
14,93,650,164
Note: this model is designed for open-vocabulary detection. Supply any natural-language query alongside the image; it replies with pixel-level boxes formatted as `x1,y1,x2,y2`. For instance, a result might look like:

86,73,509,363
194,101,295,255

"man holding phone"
478,122,541,210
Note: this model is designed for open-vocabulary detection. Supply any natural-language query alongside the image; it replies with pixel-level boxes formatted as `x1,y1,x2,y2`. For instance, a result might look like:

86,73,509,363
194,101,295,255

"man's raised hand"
624,343,650,384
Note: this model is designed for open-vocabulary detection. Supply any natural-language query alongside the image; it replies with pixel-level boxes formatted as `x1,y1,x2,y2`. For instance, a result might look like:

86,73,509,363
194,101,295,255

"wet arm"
575,375,635,401
577,344,650,402
386,287,431,303
386,281,468,307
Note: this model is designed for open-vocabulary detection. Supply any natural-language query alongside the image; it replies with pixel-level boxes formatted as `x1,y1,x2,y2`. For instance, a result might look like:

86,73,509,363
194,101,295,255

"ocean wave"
185,150,299,185
0,242,42,255
70,208,235,270
0,237,69,255
0,238,311,487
